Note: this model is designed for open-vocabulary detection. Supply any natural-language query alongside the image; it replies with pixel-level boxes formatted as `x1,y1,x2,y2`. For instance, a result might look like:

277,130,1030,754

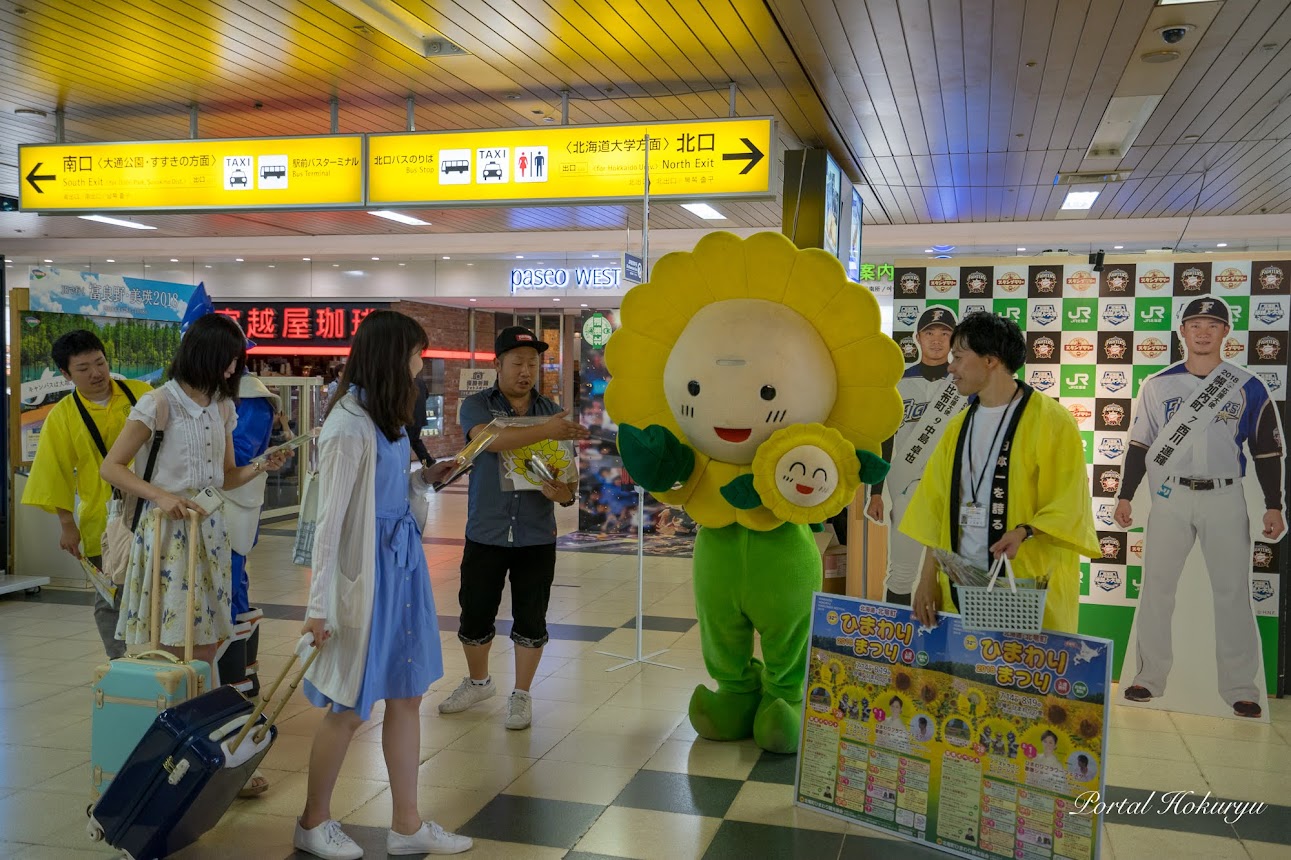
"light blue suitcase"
90,511,211,799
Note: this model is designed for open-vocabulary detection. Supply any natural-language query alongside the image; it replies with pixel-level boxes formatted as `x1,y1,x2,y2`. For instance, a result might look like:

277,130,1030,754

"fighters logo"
964,302,989,316
1179,267,1207,292
1030,370,1056,392
1096,504,1116,526
900,272,922,295
929,273,957,293
1256,371,1282,393
903,399,928,423
1099,470,1121,494
1256,336,1281,360
1100,371,1128,393
897,304,920,327
966,271,989,294
1095,568,1122,592
1102,303,1130,325
1104,336,1129,360
1099,535,1121,559
1104,268,1130,293
900,336,920,360
1252,579,1274,603
1139,269,1170,290
1033,336,1057,359
1066,270,1097,292
1164,396,1182,422
997,271,1025,292
1031,303,1058,325
1140,306,1166,324
1258,265,1284,292
1034,270,1059,293
1137,336,1168,358
1068,404,1093,424
1064,337,1093,359
1253,543,1273,569
1101,403,1126,427
1097,437,1125,459
1255,301,1285,325
1215,267,1248,290
1223,337,1245,359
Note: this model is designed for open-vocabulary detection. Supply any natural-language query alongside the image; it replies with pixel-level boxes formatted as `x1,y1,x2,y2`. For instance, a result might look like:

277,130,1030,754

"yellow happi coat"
899,389,1099,632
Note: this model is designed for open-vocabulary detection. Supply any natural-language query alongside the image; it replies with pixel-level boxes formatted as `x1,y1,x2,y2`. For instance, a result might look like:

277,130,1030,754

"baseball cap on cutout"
494,325,549,356
1180,296,1231,326
917,306,958,333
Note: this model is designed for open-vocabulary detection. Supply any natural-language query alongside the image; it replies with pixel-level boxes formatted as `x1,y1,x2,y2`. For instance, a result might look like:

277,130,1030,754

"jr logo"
1140,306,1166,323
998,307,1022,322
1065,373,1090,388
1068,307,1092,323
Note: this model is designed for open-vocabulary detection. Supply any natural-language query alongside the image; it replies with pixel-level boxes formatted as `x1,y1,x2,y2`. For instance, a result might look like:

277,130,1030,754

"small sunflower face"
663,298,837,465
775,445,838,508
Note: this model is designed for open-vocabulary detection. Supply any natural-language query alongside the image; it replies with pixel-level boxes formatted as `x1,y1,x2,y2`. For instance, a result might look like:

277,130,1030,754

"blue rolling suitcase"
88,639,319,859
91,511,211,799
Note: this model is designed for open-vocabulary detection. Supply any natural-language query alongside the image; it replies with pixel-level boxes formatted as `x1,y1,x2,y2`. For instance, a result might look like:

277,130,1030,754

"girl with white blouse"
102,313,285,667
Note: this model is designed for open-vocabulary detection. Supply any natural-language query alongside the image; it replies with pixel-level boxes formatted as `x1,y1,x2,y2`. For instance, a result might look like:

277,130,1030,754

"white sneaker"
388,820,473,855
437,677,495,714
294,818,363,860
505,690,532,730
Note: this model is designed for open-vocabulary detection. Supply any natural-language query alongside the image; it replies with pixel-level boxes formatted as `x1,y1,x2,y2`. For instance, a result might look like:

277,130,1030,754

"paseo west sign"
511,266,623,293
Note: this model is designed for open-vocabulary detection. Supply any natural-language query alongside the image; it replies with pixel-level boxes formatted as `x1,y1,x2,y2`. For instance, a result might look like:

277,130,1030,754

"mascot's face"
663,299,838,464
774,444,839,507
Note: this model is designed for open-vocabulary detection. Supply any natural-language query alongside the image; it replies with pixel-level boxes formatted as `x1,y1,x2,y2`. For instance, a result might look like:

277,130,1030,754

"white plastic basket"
957,555,1046,634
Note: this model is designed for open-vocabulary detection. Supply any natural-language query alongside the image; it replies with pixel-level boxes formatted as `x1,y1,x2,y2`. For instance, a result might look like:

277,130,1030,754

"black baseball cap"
495,325,549,356
1181,296,1231,326
917,306,957,333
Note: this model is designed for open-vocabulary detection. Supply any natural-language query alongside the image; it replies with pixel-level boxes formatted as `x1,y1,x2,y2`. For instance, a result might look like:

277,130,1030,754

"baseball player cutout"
1114,296,1286,719
867,307,966,604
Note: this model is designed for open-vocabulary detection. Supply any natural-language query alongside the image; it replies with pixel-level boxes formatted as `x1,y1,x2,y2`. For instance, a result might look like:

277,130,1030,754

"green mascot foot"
752,694,801,754
688,686,760,741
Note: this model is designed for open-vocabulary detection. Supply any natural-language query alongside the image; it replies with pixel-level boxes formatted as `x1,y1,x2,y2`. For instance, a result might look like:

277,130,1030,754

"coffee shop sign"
511,266,623,293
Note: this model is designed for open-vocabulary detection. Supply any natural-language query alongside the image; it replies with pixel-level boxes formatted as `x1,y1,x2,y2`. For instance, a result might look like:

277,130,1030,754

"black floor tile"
747,748,798,785
259,602,307,621
458,794,605,849
611,769,743,818
839,831,948,858
702,820,844,860
276,823,386,860
1099,785,1289,844
0,588,94,606
619,615,698,633
546,622,621,642
564,853,630,860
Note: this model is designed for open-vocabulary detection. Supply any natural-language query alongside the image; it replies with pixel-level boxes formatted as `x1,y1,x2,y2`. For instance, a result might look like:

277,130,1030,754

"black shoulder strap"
72,392,109,458
116,379,138,406
129,393,167,532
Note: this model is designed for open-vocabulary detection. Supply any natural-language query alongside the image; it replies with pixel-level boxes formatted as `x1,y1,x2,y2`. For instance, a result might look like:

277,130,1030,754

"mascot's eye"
687,380,701,396
813,468,828,480
760,385,777,401
790,461,806,475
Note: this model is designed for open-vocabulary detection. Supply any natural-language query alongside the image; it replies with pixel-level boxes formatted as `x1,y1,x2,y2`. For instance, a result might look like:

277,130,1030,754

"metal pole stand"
597,487,681,672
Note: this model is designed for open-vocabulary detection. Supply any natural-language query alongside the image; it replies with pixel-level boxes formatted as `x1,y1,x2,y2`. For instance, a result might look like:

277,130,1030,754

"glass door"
257,376,321,519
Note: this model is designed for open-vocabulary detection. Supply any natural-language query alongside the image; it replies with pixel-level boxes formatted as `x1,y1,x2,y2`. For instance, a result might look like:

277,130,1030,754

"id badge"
959,503,987,528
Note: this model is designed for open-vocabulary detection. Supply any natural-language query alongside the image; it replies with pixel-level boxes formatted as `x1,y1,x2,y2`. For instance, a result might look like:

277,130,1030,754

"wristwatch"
1017,523,1035,541
559,498,576,508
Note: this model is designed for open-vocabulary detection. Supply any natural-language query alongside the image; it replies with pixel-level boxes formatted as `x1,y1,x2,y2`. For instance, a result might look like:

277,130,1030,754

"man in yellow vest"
22,330,152,659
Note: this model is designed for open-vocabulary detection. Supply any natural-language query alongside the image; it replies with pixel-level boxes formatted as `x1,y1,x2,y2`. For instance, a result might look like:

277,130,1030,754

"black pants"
885,589,912,607
458,540,556,648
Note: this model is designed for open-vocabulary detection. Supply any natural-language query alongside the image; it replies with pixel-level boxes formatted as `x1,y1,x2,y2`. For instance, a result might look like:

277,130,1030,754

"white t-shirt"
129,380,238,494
958,397,1021,568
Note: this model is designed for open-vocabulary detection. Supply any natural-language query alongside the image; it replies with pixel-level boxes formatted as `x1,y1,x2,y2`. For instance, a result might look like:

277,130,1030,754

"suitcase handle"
132,650,182,665
148,509,202,662
228,634,321,754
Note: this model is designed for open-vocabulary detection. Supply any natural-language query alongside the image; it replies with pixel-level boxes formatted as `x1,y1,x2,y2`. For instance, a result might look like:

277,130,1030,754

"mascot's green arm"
719,474,760,509
616,423,696,493
858,450,890,485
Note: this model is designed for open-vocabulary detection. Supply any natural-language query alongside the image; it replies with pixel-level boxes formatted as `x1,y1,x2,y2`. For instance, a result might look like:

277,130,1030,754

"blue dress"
305,428,443,721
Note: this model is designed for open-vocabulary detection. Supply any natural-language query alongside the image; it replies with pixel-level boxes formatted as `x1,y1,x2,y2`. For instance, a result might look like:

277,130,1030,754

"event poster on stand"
797,594,1111,860
886,260,1290,702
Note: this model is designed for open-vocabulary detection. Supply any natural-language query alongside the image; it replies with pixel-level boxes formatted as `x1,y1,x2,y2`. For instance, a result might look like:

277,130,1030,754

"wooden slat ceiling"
0,0,1288,243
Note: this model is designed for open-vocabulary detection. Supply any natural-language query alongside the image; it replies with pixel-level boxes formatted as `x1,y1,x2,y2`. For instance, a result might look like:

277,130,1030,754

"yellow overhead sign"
367,117,774,206
18,136,365,213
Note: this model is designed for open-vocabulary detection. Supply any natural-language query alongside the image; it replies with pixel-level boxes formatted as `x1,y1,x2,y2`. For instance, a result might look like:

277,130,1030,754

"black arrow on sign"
26,162,55,194
722,138,764,175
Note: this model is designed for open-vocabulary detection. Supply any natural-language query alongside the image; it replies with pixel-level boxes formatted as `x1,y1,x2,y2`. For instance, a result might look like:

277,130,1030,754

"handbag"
101,392,170,585
293,466,319,566
956,554,1046,634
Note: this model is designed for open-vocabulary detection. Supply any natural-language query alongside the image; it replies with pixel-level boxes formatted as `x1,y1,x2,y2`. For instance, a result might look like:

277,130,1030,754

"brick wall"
393,301,496,458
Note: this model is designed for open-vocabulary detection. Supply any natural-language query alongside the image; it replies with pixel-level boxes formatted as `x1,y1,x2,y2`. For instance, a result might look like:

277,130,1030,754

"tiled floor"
1,489,1288,859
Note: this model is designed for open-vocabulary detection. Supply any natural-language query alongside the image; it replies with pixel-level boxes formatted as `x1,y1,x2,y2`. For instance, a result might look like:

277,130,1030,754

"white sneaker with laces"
437,677,496,714
294,818,363,860
505,690,532,730
388,820,473,855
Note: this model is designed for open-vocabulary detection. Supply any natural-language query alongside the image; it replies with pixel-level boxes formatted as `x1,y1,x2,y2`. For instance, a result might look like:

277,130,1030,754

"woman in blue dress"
295,311,472,859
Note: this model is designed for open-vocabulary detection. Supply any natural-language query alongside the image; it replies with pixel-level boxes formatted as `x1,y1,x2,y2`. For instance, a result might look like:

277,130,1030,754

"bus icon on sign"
438,148,471,185
260,165,286,180
442,160,469,175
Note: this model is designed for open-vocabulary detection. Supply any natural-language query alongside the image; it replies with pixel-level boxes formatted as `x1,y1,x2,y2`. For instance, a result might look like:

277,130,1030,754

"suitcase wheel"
85,817,104,842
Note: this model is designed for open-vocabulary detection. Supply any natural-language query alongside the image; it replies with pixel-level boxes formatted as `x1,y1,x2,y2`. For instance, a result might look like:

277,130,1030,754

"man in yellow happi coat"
900,313,1099,632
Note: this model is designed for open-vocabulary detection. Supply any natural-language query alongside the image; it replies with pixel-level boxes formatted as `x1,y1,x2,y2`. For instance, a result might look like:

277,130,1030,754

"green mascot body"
605,231,903,753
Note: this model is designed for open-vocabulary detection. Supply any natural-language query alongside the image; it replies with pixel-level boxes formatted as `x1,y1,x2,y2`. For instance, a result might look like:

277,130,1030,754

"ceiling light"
469,298,477,302
1155,0,1212,6
932,245,955,252
205,265,212,268
591,254,600,258
516,255,524,259
143,264,150,268
580,303,588,307
681,203,725,219
170,258,179,262
332,264,339,267
14,107,47,117
370,210,431,226
1113,245,1123,249
328,0,466,58
1061,191,1099,210
1017,247,1026,252
268,265,276,268
79,215,157,230
1141,50,1181,64
303,257,311,261
467,263,474,266
553,298,561,302
235,258,244,262
371,256,380,261
1216,242,1228,247
43,259,52,263
105,259,115,263
399,262,406,266
344,270,365,276
924,248,934,253
442,256,451,260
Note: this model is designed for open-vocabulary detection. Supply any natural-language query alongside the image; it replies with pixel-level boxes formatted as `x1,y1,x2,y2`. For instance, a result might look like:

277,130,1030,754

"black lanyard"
73,380,138,458
964,389,1018,504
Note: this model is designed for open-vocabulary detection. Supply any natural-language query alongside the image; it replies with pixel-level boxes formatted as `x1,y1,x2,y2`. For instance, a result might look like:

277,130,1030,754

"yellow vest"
21,379,153,557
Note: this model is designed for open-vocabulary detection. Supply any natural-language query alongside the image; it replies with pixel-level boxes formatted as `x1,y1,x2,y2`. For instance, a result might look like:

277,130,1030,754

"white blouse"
129,380,238,494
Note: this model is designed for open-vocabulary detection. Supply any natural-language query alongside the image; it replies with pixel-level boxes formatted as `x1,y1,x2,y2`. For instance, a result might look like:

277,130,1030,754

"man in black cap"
866,307,965,604
438,326,590,730
1114,296,1284,718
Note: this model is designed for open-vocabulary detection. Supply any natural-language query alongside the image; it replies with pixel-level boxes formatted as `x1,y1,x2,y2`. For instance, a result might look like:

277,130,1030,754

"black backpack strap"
72,392,109,459
116,379,138,406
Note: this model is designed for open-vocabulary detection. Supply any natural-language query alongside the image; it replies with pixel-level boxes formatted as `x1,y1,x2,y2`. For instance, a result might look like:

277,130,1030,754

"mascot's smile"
715,427,752,443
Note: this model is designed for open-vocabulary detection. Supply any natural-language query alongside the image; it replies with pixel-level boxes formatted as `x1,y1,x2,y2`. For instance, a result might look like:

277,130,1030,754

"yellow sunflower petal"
689,231,750,302
739,231,798,304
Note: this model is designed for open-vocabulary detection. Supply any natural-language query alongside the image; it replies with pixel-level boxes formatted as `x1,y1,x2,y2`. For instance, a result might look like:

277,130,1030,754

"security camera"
1157,25,1193,44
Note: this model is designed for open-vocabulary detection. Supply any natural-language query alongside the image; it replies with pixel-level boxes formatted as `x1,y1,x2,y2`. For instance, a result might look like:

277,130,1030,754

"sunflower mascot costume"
605,231,902,753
